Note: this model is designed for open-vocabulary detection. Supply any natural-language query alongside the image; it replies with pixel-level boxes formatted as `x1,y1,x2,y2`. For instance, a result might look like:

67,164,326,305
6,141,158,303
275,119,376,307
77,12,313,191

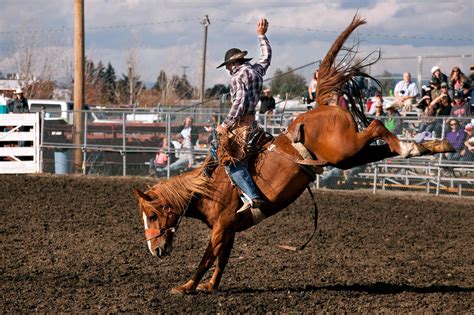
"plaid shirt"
222,35,272,128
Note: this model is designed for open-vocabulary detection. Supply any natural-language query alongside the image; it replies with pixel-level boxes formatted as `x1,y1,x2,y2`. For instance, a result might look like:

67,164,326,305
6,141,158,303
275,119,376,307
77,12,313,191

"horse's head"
133,188,180,258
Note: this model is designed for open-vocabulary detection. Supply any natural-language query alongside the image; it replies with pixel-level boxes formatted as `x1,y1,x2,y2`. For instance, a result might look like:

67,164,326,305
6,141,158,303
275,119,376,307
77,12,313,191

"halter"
144,199,191,241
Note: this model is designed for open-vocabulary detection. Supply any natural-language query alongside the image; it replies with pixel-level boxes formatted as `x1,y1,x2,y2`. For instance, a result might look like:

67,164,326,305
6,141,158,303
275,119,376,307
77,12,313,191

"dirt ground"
2,174,473,313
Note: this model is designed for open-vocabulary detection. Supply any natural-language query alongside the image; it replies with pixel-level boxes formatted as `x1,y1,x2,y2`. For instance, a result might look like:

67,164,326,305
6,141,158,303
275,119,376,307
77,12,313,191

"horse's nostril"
156,247,162,257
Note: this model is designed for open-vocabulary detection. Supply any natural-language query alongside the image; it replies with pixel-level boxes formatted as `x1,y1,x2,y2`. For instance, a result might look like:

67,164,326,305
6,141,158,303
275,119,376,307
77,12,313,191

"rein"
145,198,193,241
278,185,319,251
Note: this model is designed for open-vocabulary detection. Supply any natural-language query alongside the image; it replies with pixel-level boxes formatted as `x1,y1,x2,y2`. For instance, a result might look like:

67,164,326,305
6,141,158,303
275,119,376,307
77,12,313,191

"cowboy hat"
14,88,24,94
217,48,252,68
383,100,397,110
431,66,440,74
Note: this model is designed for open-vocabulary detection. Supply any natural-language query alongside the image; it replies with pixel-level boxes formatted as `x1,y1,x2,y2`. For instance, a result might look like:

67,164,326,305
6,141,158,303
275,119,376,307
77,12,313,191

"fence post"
122,113,126,176
417,56,423,90
40,110,45,172
166,113,171,179
372,163,377,194
82,110,88,175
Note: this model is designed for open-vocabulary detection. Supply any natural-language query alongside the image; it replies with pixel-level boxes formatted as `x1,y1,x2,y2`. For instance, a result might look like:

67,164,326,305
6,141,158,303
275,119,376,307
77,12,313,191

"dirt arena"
2,174,473,312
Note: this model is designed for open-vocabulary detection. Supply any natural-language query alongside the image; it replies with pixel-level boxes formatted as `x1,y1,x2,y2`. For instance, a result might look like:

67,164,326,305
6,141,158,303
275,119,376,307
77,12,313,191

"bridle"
144,200,191,242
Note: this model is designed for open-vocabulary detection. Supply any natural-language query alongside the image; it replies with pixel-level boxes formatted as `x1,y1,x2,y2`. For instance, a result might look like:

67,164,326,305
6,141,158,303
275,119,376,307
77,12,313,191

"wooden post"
200,15,210,103
73,0,85,173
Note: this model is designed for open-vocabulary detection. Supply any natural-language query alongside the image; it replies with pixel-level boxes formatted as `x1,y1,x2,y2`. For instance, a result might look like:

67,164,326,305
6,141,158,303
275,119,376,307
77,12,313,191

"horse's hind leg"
335,143,396,169
335,120,454,169
357,119,402,155
356,119,453,158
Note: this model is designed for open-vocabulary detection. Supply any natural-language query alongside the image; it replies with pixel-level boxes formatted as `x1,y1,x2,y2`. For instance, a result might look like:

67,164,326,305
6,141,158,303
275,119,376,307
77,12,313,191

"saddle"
202,120,273,177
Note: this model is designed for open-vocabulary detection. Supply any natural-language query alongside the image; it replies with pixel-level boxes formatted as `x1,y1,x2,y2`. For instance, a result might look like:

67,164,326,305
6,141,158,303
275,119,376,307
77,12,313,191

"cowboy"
215,17,271,212
10,88,29,113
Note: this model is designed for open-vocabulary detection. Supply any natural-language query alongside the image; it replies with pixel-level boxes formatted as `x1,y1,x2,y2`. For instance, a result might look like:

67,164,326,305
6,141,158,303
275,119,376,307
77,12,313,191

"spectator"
8,88,30,146
367,90,383,114
439,82,452,106
460,123,474,162
204,114,218,145
418,95,437,134
419,91,451,137
393,72,419,112
258,89,276,124
430,66,448,84
429,77,442,100
372,100,386,121
448,66,469,99
179,115,198,148
469,64,474,106
450,91,471,118
444,119,465,161
319,165,365,189
383,101,402,135
157,134,195,174
148,137,172,175
461,81,472,105
10,88,29,113
307,69,318,103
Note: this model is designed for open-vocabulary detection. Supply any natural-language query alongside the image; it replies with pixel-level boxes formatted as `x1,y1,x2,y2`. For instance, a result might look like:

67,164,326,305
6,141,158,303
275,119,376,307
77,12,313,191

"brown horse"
133,15,453,295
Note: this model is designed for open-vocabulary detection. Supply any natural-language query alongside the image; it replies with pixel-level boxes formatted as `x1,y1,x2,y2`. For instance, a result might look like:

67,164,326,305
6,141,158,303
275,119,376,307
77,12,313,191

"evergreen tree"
174,74,193,99
103,62,117,104
117,72,143,105
153,70,167,91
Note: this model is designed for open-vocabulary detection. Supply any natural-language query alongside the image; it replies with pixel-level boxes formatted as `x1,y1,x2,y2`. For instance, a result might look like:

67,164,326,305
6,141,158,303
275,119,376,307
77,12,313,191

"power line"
212,18,471,42
0,18,200,34
1,17,470,42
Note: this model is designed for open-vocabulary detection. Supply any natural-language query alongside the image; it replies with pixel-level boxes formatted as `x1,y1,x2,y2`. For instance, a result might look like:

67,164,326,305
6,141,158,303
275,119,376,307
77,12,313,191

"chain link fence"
37,107,473,196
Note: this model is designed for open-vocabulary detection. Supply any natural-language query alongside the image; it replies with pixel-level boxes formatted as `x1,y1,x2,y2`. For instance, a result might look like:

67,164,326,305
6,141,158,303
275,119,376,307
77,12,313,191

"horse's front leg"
196,232,235,293
170,225,235,295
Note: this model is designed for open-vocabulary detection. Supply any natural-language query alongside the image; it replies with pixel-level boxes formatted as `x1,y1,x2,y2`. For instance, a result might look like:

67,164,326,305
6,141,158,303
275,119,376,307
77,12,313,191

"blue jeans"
225,162,261,200
157,157,190,173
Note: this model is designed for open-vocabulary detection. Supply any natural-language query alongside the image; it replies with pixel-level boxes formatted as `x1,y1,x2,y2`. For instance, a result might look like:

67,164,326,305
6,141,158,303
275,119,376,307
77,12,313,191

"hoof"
196,283,215,293
418,140,455,154
170,286,195,295
170,287,185,295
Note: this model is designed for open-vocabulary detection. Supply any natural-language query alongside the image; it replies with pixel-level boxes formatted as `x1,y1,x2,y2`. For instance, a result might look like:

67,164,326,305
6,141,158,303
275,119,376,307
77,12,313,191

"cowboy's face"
225,62,236,75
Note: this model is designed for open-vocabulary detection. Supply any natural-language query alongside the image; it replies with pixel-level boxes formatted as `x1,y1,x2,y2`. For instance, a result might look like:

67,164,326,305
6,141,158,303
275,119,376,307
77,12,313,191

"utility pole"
128,65,134,106
200,15,210,103
73,0,84,173
181,66,189,77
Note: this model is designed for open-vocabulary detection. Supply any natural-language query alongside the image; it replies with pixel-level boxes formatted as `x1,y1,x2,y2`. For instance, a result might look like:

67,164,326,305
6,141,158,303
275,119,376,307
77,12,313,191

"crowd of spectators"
364,64,473,164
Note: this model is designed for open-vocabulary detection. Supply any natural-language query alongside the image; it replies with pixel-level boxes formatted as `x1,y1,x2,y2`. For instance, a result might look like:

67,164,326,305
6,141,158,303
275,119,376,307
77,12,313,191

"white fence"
0,113,41,173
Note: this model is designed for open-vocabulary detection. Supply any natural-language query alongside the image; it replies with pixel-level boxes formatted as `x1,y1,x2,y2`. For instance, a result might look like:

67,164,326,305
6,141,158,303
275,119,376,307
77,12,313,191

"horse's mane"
147,173,211,214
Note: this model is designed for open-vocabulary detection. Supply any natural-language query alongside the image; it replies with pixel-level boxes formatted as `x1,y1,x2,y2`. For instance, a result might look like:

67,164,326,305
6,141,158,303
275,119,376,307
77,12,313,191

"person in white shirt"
393,72,419,112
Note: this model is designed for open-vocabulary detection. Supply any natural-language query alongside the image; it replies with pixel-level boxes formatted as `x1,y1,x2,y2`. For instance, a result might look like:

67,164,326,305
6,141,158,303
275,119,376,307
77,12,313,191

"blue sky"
1,0,472,88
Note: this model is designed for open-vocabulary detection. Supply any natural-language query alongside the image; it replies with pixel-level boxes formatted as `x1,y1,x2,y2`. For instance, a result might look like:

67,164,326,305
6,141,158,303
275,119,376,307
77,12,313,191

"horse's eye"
149,213,158,221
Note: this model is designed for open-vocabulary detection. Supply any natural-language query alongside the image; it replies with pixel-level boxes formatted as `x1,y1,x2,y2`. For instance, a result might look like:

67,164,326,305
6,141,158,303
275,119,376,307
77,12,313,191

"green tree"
153,70,167,91
270,67,307,98
103,62,117,104
173,74,194,99
116,72,144,105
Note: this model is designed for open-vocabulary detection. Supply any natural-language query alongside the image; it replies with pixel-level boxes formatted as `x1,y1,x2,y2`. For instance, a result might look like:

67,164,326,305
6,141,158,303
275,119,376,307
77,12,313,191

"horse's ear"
133,188,152,201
